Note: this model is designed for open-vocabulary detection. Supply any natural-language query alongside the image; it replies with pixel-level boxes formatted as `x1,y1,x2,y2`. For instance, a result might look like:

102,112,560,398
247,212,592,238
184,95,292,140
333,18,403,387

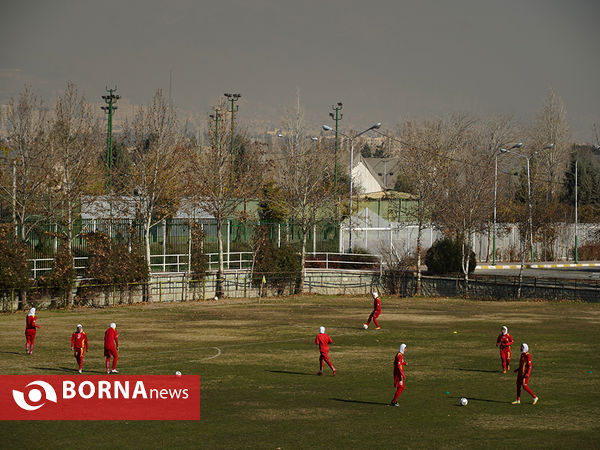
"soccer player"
25,307,40,355
512,343,538,405
104,322,119,374
315,326,336,376
496,325,514,373
363,291,381,330
71,324,89,373
391,343,407,406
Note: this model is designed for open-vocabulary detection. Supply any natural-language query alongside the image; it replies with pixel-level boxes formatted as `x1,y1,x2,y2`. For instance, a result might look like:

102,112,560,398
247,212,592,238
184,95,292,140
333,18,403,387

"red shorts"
394,375,404,388
25,329,36,343
104,348,117,358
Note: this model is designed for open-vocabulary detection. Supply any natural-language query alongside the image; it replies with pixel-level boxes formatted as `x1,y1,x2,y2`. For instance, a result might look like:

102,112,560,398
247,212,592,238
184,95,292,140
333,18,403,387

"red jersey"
496,333,513,350
394,352,406,380
26,315,39,330
71,331,88,352
104,327,119,350
518,352,533,378
315,333,332,353
373,296,381,312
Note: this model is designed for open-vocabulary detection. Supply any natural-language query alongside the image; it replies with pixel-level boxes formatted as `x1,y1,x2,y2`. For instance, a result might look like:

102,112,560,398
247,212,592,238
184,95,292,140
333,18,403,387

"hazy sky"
1,0,599,140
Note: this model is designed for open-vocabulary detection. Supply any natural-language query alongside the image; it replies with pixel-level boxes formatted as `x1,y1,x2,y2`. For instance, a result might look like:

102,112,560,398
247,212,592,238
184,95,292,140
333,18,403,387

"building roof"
360,157,402,191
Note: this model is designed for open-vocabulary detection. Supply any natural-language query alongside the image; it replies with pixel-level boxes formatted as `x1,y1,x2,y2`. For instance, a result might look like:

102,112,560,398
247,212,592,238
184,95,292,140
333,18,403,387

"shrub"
425,237,476,275
252,242,301,295
0,225,30,291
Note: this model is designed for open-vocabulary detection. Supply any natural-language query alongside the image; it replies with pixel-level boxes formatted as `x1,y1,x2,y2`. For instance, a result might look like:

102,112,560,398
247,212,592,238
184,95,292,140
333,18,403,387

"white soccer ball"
459,397,468,406
175,371,182,376
214,296,218,301
363,324,368,330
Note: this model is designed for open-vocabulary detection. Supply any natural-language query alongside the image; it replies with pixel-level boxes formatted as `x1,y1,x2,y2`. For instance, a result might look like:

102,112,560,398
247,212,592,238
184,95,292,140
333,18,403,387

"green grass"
1,296,599,449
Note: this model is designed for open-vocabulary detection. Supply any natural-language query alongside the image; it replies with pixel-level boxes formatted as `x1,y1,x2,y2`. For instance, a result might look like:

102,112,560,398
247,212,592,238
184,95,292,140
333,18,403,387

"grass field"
1,295,599,449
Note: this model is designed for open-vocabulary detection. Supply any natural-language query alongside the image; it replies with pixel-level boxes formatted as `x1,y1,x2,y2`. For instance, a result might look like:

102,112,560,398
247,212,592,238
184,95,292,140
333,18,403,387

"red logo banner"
0,375,200,420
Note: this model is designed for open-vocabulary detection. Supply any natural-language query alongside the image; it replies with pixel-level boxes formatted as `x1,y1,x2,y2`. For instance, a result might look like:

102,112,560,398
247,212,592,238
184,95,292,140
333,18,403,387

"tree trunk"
66,200,73,307
298,228,308,294
216,219,225,298
144,216,152,301
416,221,423,296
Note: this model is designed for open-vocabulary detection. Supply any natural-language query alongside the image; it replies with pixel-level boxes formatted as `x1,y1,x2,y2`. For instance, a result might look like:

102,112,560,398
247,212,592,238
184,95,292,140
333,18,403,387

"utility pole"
329,102,343,188
224,93,241,188
101,87,120,194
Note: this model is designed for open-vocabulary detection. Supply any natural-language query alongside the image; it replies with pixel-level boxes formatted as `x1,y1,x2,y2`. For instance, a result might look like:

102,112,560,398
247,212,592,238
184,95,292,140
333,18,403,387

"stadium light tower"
323,122,381,252
502,143,553,262
101,87,120,194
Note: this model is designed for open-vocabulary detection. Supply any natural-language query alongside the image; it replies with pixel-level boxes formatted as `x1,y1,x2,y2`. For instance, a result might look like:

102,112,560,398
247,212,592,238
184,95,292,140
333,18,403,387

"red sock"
393,384,405,402
112,355,118,370
523,384,535,398
106,358,111,372
373,317,379,327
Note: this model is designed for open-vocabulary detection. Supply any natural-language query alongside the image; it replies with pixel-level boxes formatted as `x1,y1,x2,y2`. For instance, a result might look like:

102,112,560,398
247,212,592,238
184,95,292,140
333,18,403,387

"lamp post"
494,143,523,265
322,122,381,252
502,143,553,262
329,103,343,188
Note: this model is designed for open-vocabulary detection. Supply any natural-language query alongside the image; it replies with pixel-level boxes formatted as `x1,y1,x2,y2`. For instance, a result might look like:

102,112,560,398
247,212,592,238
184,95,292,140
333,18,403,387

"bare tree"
1,86,52,241
187,101,265,298
48,81,103,253
122,90,187,276
393,120,447,295
272,96,335,292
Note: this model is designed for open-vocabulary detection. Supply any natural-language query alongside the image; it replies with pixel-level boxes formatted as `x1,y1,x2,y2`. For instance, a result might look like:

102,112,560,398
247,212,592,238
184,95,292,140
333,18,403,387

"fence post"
227,220,231,269
159,281,163,303
202,279,205,301
11,289,14,313
113,284,116,306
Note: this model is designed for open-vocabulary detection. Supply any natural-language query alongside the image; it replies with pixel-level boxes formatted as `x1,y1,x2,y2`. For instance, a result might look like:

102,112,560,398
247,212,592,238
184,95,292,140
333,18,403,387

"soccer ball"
459,397,468,406
175,371,182,376
214,296,218,301
362,324,368,330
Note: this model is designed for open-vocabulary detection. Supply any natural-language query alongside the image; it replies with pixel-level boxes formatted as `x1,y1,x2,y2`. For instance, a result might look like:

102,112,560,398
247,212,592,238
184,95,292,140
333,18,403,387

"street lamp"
224,93,241,186
493,143,522,265
502,143,553,262
322,122,382,252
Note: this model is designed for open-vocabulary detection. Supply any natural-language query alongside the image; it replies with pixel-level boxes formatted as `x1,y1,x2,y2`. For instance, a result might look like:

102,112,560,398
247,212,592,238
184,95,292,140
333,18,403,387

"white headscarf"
27,307,35,316
110,322,116,329
521,343,529,353
399,344,406,354
319,326,325,334
502,326,508,335
372,292,378,299
76,324,83,331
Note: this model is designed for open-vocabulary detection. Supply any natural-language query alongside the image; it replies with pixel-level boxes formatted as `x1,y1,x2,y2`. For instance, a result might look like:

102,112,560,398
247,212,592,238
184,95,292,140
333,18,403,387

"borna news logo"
1,375,200,420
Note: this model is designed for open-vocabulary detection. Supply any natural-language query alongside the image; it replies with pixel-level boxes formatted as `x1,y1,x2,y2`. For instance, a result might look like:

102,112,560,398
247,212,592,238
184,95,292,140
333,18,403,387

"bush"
0,225,30,291
425,237,476,275
252,242,302,295
35,241,75,299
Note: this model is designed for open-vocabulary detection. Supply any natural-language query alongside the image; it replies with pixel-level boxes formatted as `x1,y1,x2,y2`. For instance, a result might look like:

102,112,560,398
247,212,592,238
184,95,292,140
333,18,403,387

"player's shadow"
0,351,24,356
33,366,107,374
266,370,314,376
453,367,499,374
331,398,390,406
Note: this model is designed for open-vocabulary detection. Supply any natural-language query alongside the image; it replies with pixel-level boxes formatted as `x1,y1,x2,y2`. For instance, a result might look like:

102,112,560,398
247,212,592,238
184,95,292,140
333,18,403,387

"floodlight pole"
101,87,120,195
224,93,241,188
329,102,343,187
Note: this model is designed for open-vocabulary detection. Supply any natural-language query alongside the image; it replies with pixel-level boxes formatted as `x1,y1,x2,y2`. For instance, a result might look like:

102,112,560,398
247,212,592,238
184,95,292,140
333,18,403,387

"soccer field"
1,296,599,449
